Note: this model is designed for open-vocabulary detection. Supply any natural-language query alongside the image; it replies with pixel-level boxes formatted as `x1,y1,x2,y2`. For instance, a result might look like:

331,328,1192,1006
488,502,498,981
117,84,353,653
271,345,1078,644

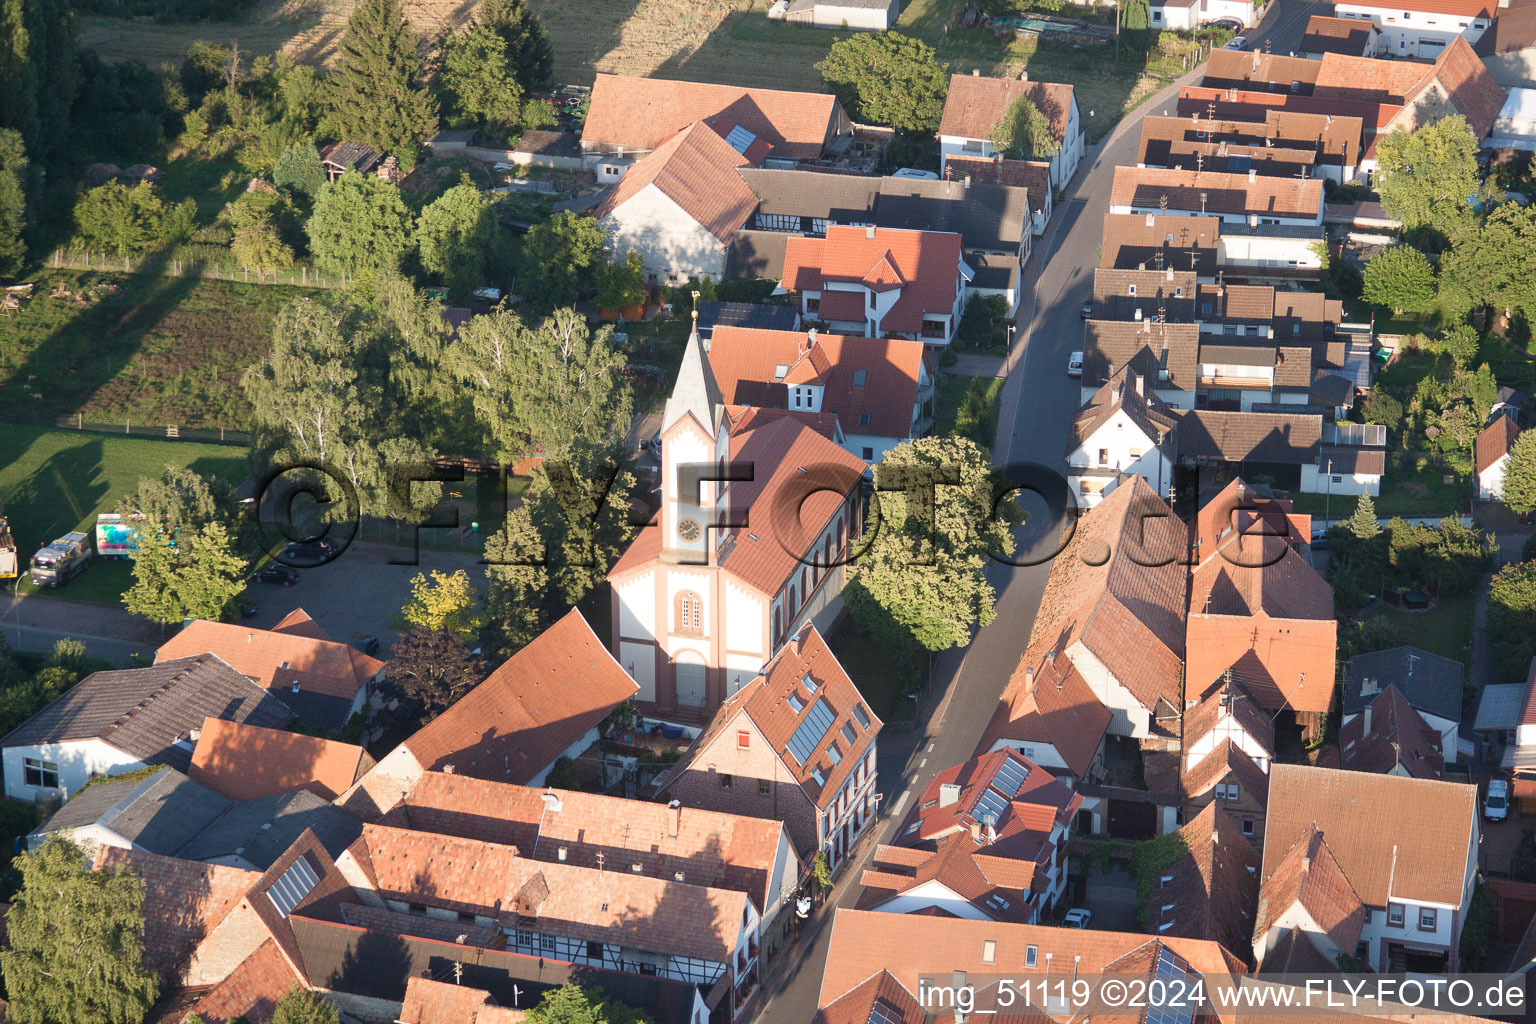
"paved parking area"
1081,865,1139,932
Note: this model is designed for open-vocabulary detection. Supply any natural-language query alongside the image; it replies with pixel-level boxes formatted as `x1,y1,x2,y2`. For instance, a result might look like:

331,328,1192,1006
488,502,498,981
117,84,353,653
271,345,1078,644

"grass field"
0,424,248,600
1363,591,1475,669
1284,463,1471,519
0,270,317,431
934,372,1005,450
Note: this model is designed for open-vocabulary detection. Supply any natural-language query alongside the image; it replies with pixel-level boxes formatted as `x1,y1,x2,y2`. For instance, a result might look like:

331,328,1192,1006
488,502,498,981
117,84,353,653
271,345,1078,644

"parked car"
1486,779,1510,822
1210,17,1243,31
1067,351,1084,378
281,538,339,566
1225,35,1248,49
251,564,300,587
1080,301,1094,319
1063,908,1092,928
350,635,380,656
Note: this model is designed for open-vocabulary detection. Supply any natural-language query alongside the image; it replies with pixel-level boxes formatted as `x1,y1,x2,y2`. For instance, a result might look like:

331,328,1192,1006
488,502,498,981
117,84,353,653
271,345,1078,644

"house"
155,609,385,731
777,225,972,346
1478,414,1522,500
1137,111,1364,183
397,977,523,1024
28,766,233,856
172,787,363,871
188,717,373,801
941,154,1054,234
705,325,934,463
781,0,901,30
1066,366,1180,507
1475,0,1536,88
695,300,800,340
1150,804,1260,960
607,325,867,715
1257,764,1480,972
0,654,294,801
1302,13,1382,55
1489,87,1536,147
1110,165,1326,226
1331,0,1492,57
976,640,1112,780
352,609,636,804
377,771,804,955
1151,0,1256,29
1080,320,1201,408
579,73,852,176
1186,479,1337,717
1338,683,1446,777
591,122,760,285
318,141,383,180
660,624,881,872
1343,646,1465,764
858,750,1079,923
937,73,1085,189
1181,675,1276,843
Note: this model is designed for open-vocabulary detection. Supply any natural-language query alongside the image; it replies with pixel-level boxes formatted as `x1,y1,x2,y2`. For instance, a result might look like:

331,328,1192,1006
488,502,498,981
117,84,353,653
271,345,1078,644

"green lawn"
0,270,318,431
1283,464,1470,519
0,424,248,603
934,373,1005,449
1363,591,1475,669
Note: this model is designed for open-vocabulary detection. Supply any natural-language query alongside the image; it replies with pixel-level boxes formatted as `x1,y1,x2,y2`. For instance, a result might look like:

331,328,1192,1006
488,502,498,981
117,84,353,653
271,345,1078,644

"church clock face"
678,518,701,542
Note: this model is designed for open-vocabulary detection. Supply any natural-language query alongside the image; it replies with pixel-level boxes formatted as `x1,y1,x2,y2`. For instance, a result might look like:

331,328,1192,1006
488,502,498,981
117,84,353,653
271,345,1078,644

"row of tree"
1325,496,1496,614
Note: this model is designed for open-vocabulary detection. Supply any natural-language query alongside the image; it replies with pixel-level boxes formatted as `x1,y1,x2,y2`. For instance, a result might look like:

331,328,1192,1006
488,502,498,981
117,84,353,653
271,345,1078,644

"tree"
270,988,340,1024
416,177,495,299
73,182,195,257
1375,115,1486,247
325,0,438,163
307,172,414,276
397,568,482,639
1,837,160,1024
1360,385,1404,428
123,521,249,626
272,141,326,199
1503,430,1536,516
1441,322,1480,368
1347,493,1380,539
523,451,639,607
516,211,605,312
438,24,554,143
1361,245,1435,314
0,129,27,278
846,435,1021,652
477,0,553,89
1440,201,1536,321
0,0,77,166
384,625,485,721
482,504,550,659
1489,560,1536,681
988,93,1060,160
594,251,648,311
816,33,948,134
524,984,652,1024
232,208,295,280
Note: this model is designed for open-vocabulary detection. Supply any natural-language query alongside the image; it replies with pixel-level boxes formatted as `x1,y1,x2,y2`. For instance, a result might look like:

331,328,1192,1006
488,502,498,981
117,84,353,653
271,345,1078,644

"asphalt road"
753,0,1333,1017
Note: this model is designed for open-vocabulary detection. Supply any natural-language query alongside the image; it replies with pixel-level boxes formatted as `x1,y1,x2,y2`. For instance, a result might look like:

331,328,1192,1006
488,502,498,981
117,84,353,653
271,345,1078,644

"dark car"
252,564,300,587
280,538,339,566
1080,301,1094,319
350,635,380,656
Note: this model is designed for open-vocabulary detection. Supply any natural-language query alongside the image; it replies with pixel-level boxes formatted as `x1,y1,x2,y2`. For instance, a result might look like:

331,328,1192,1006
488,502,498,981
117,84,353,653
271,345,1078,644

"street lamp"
1324,456,1333,523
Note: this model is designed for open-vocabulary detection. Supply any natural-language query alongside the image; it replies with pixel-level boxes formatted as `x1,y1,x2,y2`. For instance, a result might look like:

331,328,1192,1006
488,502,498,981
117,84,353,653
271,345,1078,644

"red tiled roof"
1344,0,1490,17
186,939,302,1024
1193,478,1309,567
189,718,373,801
858,835,1041,924
592,122,757,243
1110,166,1323,220
582,73,841,161
1182,738,1270,803
1182,678,1276,756
813,970,934,1024
1406,37,1507,138
1302,14,1377,55
1477,414,1521,474
978,645,1112,777
399,977,520,1024
708,326,927,440
400,609,636,784
895,749,1078,856
938,74,1076,143
780,226,964,334
1151,804,1260,960
943,155,1052,214
1339,683,1445,778
156,615,383,702
1255,824,1366,953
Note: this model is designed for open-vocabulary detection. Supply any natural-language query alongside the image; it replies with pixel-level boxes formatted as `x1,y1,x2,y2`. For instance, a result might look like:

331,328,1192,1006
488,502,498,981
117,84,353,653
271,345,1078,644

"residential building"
0,654,294,800
1338,684,1447,777
1137,112,1363,183
1342,646,1466,763
1149,804,1260,959
354,609,637,803
777,225,972,346
1151,0,1257,30
375,771,805,956
591,122,759,285
1081,320,1201,408
1066,366,1179,507
1109,166,1325,226
1181,676,1275,841
1100,209,1338,289
1257,764,1480,972
937,73,1085,189
188,717,373,801
977,640,1112,780
1186,479,1337,718
397,977,525,1024
607,326,866,715
155,608,384,731
1331,0,1492,57
579,74,852,175
859,750,1079,923
1475,1,1536,88
1478,414,1522,500
941,154,1054,235
780,0,901,28
660,624,882,872
705,325,934,463
1301,13,1382,54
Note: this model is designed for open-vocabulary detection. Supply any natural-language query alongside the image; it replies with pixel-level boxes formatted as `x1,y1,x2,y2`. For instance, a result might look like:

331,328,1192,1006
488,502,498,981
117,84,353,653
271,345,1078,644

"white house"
938,73,1085,189
1110,166,1326,228
1152,0,1257,30
0,655,294,801
1300,444,1385,496
778,0,901,29
1067,367,1179,508
1477,414,1522,500
1330,0,1491,58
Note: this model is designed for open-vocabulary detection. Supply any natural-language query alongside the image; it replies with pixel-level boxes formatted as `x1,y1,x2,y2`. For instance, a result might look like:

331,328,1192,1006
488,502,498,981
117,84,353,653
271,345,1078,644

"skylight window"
774,363,789,379
852,369,867,388
827,743,842,765
842,722,858,745
725,124,758,155
852,703,871,728
267,855,320,918
788,692,805,714
803,673,818,693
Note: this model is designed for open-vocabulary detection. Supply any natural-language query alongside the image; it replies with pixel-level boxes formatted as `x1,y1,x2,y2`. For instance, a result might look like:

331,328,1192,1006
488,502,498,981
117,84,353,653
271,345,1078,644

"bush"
956,295,1009,351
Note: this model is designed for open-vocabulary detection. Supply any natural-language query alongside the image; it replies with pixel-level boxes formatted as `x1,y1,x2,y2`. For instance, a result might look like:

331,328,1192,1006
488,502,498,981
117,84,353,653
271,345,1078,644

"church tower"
659,308,722,564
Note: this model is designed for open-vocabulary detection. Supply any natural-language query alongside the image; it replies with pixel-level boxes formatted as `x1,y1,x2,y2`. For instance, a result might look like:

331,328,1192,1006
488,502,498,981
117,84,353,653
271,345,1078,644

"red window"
737,729,751,749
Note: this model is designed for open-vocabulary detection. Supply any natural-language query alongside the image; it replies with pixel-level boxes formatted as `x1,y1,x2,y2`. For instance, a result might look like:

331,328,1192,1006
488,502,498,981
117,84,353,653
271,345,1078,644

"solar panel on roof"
267,855,320,917
992,756,1030,798
973,789,1008,826
788,696,836,764
726,125,758,155
868,1000,905,1024
1144,948,1197,1024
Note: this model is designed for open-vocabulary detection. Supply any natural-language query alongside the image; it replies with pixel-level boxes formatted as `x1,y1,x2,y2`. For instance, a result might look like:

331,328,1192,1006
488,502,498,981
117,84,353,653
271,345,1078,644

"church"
607,317,867,720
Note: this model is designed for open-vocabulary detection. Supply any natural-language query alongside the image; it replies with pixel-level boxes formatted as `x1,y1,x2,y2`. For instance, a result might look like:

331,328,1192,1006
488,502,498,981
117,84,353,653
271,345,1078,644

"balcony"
1197,374,1272,389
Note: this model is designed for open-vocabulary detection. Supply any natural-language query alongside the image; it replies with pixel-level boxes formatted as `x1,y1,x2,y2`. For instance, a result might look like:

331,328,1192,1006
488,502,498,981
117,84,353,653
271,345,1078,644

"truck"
0,503,16,580
29,532,93,588
94,513,141,559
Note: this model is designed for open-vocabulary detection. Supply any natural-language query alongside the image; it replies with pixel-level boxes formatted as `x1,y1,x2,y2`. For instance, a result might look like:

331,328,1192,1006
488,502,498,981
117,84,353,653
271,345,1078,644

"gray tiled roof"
1175,409,1323,465
1,656,296,771
695,300,799,338
30,767,232,855
175,790,362,870
1343,646,1465,723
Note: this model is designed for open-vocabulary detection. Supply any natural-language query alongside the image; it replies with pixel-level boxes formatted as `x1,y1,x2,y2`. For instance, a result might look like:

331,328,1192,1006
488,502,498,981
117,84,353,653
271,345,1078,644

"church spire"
662,300,722,434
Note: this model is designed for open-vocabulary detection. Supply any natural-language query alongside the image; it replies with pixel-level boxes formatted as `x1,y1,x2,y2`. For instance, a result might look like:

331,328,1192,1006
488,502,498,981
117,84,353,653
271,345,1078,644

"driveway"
0,589,158,663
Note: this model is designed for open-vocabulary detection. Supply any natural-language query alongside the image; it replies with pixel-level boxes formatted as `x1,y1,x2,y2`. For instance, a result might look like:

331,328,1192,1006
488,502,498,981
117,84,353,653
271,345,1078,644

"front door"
675,658,706,707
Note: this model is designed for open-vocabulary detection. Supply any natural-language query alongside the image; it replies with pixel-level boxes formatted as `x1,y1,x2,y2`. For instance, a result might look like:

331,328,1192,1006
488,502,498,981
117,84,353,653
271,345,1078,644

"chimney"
939,782,962,808
668,799,681,838
806,326,818,349
970,820,983,843
1144,212,1156,227
1363,704,1372,735
1248,168,1257,182
542,791,563,813
963,175,972,190
1024,666,1035,686
1361,676,1378,696
972,68,980,76
865,225,876,239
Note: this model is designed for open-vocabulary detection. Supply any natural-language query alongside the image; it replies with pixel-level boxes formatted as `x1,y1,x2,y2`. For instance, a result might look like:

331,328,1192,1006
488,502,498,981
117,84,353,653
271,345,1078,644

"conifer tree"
477,0,553,89
326,0,438,164
1347,493,1381,539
